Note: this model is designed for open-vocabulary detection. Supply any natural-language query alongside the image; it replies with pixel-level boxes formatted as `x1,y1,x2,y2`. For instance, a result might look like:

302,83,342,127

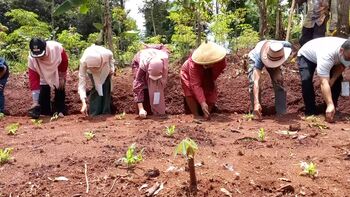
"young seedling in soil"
115,111,126,120
0,148,13,165
5,123,19,135
174,138,199,193
243,113,254,121
302,115,329,130
258,128,265,142
31,119,43,127
300,161,318,177
122,143,144,169
0,112,4,120
84,131,95,141
165,125,176,137
50,112,60,122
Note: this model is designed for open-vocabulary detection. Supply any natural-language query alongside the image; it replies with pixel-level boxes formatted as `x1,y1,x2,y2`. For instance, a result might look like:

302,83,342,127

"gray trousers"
248,61,287,115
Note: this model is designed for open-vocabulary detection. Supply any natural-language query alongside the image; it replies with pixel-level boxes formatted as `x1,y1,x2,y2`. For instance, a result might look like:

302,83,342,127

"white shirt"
298,37,346,77
78,45,115,100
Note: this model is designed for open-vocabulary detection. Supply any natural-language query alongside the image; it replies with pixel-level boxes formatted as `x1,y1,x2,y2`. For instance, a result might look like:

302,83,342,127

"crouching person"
181,42,227,120
248,40,292,120
298,37,350,122
27,38,68,119
78,44,115,116
132,46,169,118
0,58,9,114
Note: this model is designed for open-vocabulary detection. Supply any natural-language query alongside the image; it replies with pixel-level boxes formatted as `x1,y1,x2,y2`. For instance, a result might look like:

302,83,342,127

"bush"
232,24,259,50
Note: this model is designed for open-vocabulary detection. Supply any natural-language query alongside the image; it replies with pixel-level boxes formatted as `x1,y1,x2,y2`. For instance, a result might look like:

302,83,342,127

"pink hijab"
139,49,169,115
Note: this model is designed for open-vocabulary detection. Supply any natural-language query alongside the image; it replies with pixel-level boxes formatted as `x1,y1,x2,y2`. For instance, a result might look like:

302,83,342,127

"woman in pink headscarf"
132,46,169,118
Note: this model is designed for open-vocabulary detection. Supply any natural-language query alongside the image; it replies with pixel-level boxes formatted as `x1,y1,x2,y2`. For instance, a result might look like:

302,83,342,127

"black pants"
39,85,65,115
299,20,327,46
298,56,342,115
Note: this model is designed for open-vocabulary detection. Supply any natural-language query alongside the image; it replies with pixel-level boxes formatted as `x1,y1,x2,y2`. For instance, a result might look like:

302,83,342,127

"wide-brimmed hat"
29,38,47,58
261,41,291,68
148,57,163,80
192,42,226,65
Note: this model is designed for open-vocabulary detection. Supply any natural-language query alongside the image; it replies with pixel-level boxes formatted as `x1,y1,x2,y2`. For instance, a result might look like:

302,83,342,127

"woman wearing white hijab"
78,44,115,116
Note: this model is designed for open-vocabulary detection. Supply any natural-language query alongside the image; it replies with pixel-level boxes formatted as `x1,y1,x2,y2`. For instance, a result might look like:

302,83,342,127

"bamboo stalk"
286,0,296,41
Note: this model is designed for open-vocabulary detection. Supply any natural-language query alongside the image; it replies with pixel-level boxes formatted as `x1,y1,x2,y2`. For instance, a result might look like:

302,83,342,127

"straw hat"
192,42,226,65
260,41,291,68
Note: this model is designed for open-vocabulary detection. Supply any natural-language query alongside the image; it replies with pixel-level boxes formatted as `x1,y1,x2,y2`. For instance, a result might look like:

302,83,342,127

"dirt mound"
5,50,350,116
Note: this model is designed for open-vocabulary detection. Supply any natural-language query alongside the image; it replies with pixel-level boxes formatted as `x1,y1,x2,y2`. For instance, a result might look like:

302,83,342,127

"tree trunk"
151,1,157,36
188,158,197,193
286,0,296,41
195,10,202,47
103,0,114,54
275,3,281,39
51,0,55,39
255,0,268,39
119,0,124,9
336,0,350,38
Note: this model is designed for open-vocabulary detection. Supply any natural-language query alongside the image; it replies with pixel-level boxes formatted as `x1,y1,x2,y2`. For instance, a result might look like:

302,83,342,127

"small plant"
300,161,318,177
243,113,254,121
175,138,199,193
0,112,4,120
258,128,265,142
165,125,176,137
50,112,59,122
303,115,328,130
122,143,144,168
84,131,95,140
115,111,126,120
0,148,13,165
31,119,43,127
5,123,19,135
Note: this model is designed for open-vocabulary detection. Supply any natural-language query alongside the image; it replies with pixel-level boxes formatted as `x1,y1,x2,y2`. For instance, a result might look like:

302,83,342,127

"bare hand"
139,109,147,119
200,102,210,120
325,104,335,123
253,103,262,120
80,102,88,116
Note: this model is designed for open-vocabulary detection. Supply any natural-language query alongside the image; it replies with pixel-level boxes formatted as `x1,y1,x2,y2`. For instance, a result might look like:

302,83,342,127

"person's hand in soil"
325,104,335,123
200,102,210,120
80,100,88,116
253,103,262,120
139,109,147,119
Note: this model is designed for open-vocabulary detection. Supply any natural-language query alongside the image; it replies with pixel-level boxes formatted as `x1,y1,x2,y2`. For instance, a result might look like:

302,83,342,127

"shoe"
28,106,41,119
58,112,64,117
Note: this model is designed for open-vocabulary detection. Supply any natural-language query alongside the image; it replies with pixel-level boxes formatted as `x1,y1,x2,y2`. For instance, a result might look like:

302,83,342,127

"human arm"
252,68,263,119
57,49,68,89
78,61,88,115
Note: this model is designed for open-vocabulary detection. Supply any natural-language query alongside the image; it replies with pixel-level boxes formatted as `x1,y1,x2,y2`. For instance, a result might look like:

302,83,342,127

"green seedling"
84,131,95,140
258,128,265,142
122,143,144,168
0,148,13,165
175,138,199,192
31,119,43,127
165,125,176,137
0,113,4,120
300,161,318,177
50,112,59,122
303,115,328,130
115,111,126,120
243,113,254,121
6,123,19,135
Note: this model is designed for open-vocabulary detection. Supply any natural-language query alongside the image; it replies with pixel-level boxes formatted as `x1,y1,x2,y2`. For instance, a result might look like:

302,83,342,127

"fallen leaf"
220,188,232,197
223,163,234,172
153,182,164,195
54,176,69,181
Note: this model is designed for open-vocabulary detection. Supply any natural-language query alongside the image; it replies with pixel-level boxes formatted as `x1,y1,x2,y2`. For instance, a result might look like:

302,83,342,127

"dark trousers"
89,74,112,116
298,56,342,115
299,20,327,46
0,76,8,113
39,85,65,115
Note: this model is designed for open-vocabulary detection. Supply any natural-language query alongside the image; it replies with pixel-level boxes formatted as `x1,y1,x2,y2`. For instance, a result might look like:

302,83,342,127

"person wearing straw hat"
181,42,227,120
0,58,9,114
78,44,115,116
297,37,350,122
27,38,68,119
132,47,169,118
248,40,292,120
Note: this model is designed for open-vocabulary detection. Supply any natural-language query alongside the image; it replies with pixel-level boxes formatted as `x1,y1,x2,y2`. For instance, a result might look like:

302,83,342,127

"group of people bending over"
0,36,349,123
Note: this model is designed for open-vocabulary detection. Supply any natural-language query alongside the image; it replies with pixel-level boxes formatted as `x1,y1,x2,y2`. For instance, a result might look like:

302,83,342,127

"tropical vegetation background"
0,0,349,73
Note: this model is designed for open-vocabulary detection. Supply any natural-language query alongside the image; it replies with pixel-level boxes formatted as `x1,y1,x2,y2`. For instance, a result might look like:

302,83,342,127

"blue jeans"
0,76,8,112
